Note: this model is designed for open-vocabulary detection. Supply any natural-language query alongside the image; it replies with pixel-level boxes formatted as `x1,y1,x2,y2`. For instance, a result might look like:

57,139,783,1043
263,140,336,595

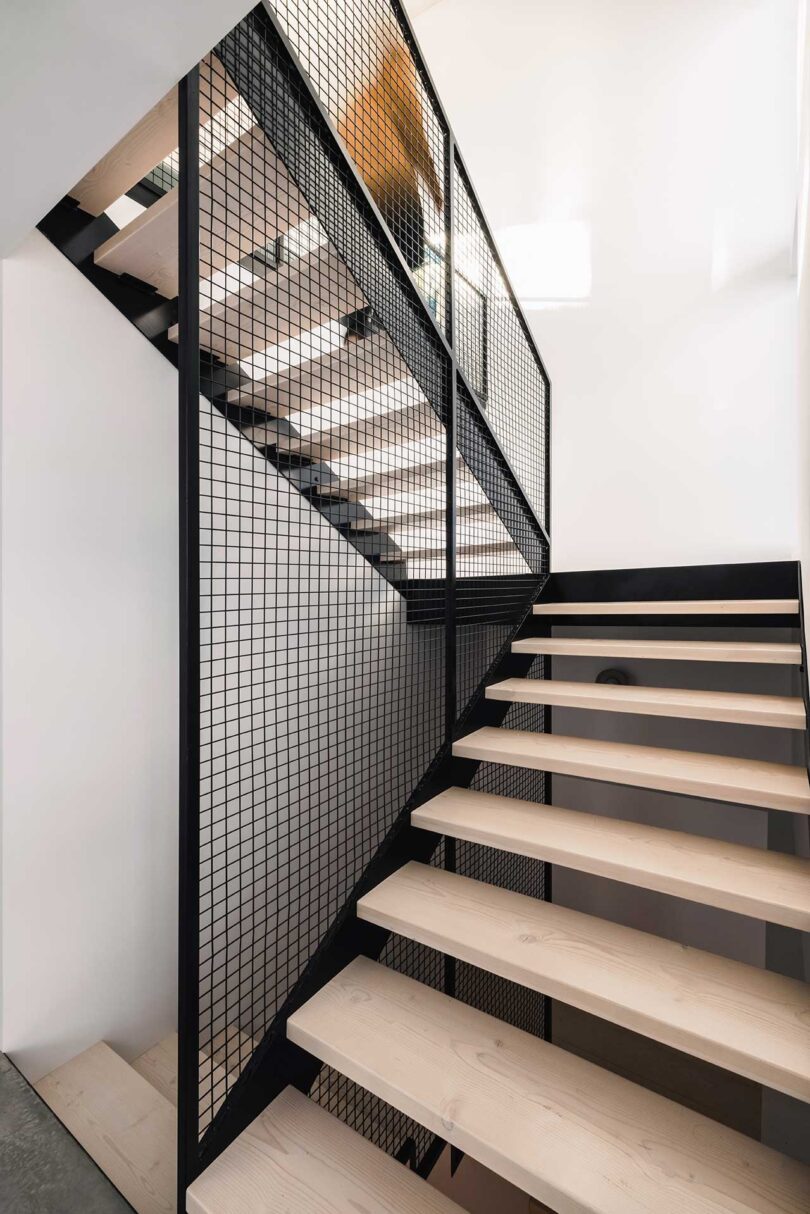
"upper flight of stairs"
35,1035,470,1214
46,49,528,586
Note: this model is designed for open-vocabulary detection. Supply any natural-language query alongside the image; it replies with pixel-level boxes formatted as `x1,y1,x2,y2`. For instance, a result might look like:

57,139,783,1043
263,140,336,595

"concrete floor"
0,1053,131,1213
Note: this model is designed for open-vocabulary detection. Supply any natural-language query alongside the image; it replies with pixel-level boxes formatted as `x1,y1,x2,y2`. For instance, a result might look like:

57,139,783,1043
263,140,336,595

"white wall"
409,0,800,571
1,233,179,1080
798,1,810,604
0,0,253,256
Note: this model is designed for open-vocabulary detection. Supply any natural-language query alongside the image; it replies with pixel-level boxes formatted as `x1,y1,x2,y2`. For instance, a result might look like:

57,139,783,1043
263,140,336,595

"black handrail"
260,0,551,550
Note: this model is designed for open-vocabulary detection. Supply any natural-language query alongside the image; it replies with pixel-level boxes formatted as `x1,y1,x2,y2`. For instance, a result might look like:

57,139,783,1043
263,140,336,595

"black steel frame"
176,2,552,1201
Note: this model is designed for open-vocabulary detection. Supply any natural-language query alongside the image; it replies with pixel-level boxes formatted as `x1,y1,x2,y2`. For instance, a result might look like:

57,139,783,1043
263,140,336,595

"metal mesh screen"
453,159,549,526
177,0,551,1187
272,0,449,335
194,36,450,1142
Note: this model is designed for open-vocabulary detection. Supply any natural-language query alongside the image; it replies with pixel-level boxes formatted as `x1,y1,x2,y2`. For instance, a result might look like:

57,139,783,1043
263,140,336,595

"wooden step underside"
95,126,309,300
288,958,810,1214
513,637,802,664
359,862,810,1100
278,398,440,462
228,328,409,414
533,598,799,616
187,1085,465,1214
35,1042,175,1214
170,244,366,362
452,727,810,812
486,677,806,728
71,55,236,217
412,787,810,929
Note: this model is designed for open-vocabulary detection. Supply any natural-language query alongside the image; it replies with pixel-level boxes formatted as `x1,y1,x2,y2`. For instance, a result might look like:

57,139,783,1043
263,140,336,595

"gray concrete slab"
0,1052,132,1213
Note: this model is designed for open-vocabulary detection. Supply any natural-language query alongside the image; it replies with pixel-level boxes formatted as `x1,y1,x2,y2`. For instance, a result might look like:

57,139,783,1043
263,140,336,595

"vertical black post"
444,132,458,999
545,376,552,558
177,64,200,1210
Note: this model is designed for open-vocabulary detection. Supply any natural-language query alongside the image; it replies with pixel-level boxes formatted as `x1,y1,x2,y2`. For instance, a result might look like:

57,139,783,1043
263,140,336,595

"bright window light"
495,220,592,305
283,215,329,260
240,320,345,382
105,194,146,229
200,263,258,312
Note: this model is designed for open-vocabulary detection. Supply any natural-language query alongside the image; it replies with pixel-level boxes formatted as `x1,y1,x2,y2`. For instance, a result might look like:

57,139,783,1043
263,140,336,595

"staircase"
27,1,810,1212
36,584,810,1212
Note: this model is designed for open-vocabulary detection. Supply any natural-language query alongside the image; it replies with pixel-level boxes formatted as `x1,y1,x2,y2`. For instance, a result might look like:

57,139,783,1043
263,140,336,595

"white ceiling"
0,0,253,256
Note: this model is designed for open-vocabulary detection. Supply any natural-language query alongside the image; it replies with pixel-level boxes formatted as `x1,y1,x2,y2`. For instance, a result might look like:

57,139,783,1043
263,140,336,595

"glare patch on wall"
495,220,592,306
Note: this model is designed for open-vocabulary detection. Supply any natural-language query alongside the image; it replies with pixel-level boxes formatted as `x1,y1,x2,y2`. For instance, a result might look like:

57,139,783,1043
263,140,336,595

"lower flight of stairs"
34,586,810,1213
34,1036,470,1214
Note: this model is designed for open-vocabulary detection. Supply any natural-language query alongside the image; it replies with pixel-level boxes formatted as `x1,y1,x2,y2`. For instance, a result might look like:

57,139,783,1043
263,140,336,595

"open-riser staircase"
31,1,810,1212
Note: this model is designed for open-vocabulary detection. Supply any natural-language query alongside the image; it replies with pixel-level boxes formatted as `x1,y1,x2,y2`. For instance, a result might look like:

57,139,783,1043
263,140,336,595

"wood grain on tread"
512,637,802,664
95,127,308,300
358,862,810,1100
227,328,409,414
131,1033,232,1132
411,787,810,929
35,1042,175,1214
71,88,179,216
486,677,805,728
187,1086,465,1214
71,55,236,216
533,599,799,616
452,727,810,813
288,958,810,1214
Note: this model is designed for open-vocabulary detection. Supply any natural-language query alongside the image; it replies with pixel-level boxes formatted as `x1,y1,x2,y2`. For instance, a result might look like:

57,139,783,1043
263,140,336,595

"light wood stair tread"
288,957,810,1214
452,727,810,812
358,862,810,1100
512,637,802,664
95,126,308,300
131,1032,233,1132
170,244,365,362
486,677,805,728
533,598,799,616
186,1085,466,1214
412,787,810,929
278,398,440,461
228,328,409,415
35,1041,175,1214
71,55,237,217
351,498,493,531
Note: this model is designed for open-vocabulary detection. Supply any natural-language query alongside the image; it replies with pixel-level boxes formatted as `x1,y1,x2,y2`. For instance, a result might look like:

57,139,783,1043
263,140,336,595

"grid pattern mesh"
179,0,550,1179
453,160,549,525
272,0,449,335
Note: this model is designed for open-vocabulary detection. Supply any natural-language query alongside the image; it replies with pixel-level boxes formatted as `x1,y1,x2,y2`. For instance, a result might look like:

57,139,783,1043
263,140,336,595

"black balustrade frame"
177,3,552,1204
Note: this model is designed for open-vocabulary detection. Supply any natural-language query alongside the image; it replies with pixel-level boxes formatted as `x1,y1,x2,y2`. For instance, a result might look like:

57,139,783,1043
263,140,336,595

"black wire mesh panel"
453,158,549,528
272,0,449,335
195,41,448,1145
181,0,552,1181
